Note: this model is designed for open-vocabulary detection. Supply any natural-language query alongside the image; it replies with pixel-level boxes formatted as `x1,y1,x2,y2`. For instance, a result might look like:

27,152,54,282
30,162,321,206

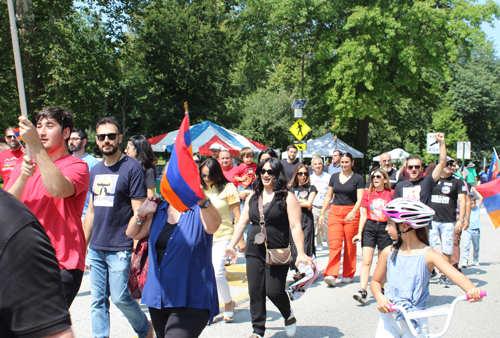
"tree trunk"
356,115,370,166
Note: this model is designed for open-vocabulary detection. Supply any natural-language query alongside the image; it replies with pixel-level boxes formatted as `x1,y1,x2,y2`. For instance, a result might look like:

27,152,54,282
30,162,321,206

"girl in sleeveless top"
371,198,482,337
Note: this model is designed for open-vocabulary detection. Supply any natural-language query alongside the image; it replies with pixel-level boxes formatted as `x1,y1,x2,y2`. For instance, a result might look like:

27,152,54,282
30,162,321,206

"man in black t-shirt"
281,144,300,182
430,157,467,287
366,153,404,189
0,189,74,338
393,133,447,206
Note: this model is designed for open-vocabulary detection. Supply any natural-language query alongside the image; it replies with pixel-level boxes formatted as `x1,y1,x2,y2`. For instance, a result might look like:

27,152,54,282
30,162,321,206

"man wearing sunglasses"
430,156,467,287
0,127,23,186
370,153,404,189
84,116,152,338
6,107,90,308
393,133,447,206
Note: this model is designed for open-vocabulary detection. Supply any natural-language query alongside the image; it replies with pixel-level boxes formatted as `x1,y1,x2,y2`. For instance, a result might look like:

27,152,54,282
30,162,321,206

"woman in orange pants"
318,152,365,287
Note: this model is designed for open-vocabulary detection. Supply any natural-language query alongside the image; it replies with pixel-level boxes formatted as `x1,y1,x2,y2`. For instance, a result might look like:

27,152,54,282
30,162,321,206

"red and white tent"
148,121,268,156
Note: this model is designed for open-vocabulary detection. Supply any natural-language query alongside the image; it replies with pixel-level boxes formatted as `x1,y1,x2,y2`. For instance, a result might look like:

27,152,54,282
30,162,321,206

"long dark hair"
128,135,157,171
367,168,391,199
251,158,289,209
200,157,231,193
257,148,278,163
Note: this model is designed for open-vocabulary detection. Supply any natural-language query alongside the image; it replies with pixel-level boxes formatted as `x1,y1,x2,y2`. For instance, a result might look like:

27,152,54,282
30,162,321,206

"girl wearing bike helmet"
370,198,482,337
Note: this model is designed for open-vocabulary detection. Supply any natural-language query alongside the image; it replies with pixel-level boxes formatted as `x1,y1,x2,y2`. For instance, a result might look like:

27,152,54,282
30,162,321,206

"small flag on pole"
487,149,499,182
333,135,338,151
12,127,24,148
475,178,500,229
160,103,204,212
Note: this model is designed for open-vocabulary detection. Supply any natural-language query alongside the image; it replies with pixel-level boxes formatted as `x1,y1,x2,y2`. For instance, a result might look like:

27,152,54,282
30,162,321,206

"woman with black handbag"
225,158,312,338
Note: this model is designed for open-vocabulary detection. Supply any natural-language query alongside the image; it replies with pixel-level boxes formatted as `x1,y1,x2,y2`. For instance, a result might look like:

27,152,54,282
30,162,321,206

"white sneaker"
341,277,353,284
315,244,323,251
474,259,480,266
460,260,468,268
324,276,336,287
284,309,297,337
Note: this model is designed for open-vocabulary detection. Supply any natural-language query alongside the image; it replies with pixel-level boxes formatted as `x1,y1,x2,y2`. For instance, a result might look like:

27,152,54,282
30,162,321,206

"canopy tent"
372,148,409,162
302,133,364,158
148,121,268,156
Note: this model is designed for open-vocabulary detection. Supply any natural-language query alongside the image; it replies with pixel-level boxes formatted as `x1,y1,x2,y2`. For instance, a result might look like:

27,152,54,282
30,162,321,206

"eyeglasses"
408,165,421,170
260,169,275,176
382,160,391,163
5,135,15,139
97,133,118,141
445,163,454,167
371,174,383,179
297,172,308,176
70,137,81,142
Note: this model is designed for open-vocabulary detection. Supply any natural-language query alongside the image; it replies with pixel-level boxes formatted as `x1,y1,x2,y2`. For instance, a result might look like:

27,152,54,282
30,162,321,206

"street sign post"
426,133,439,155
457,141,471,162
289,118,310,141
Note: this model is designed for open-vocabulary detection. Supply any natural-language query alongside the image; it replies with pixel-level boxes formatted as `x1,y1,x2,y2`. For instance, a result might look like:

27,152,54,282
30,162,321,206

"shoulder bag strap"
258,195,268,241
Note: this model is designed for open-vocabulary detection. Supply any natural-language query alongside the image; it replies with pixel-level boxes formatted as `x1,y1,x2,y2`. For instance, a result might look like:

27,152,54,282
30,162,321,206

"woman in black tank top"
225,158,312,338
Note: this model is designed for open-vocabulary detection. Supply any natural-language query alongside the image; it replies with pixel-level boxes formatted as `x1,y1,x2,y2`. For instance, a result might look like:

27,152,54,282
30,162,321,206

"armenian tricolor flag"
487,149,499,182
12,127,24,148
160,103,204,212
475,178,500,229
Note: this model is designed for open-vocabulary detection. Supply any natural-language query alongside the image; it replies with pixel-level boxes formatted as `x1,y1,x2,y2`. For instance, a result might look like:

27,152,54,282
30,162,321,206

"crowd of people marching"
0,108,484,338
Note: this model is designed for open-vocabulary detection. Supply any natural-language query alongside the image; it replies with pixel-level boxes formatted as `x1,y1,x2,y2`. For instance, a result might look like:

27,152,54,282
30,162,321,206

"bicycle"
389,291,487,338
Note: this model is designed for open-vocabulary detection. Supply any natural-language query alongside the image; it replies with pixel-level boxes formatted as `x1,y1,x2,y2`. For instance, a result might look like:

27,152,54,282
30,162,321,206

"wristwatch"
199,199,212,209
458,218,465,223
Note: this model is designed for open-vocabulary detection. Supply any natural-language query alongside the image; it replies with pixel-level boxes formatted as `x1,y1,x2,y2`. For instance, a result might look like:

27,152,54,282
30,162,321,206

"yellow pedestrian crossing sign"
289,119,310,141
295,143,307,151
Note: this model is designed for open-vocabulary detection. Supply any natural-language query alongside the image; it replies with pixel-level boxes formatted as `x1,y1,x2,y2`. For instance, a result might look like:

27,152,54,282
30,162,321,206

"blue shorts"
429,221,455,255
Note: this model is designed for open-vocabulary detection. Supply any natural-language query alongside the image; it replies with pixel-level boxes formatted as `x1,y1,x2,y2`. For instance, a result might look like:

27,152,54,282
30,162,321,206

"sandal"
224,301,235,322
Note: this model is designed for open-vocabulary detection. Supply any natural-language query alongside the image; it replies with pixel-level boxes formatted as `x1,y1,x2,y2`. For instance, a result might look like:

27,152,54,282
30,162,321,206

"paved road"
71,210,499,337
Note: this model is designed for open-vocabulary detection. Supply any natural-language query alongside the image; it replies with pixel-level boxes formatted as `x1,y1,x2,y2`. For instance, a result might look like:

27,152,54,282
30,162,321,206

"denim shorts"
429,221,455,255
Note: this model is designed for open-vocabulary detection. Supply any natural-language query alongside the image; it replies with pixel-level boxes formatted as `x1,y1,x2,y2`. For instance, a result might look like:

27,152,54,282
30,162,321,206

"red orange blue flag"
475,178,500,229
160,103,204,212
487,149,499,182
12,127,24,148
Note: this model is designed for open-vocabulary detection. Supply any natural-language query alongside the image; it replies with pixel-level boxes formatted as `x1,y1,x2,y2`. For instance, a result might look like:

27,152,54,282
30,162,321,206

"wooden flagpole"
7,0,31,157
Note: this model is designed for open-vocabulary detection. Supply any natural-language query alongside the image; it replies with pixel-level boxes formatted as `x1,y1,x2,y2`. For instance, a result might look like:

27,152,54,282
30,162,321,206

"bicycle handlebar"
388,291,486,312
388,292,486,338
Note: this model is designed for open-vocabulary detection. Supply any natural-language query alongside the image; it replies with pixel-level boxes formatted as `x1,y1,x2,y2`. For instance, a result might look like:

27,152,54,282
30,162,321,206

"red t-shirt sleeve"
60,158,90,198
4,161,21,191
360,190,370,208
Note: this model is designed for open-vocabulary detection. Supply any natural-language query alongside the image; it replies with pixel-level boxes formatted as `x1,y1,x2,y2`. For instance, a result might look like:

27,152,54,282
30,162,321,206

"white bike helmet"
383,198,435,229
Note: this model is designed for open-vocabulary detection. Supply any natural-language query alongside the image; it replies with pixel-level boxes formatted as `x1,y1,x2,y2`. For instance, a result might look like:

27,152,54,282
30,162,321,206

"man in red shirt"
0,127,23,186
219,149,239,186
6,107,89,308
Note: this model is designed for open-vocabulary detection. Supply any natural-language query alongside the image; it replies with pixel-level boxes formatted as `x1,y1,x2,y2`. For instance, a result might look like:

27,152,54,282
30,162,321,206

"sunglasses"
201,173,209,179
5,135,15,139
194,160,200,164
297,172,308,176
445,163,454,167
408,165,421,170
371,174,383,179
97,133,118,141
260,169,275,176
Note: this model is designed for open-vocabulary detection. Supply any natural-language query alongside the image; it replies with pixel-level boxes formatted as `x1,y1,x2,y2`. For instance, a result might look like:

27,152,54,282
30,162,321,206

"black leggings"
148,307,210,338
60,268,84,308
246,255,291,337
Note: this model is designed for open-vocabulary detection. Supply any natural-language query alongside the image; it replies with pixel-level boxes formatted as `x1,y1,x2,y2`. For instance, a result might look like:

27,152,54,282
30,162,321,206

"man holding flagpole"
84,116,152,338
6,107,89,308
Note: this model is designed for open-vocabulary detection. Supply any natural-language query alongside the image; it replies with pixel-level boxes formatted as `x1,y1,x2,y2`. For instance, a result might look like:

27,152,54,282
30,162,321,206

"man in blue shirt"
69,128,99,220
84,117,152,338
328,149,342,175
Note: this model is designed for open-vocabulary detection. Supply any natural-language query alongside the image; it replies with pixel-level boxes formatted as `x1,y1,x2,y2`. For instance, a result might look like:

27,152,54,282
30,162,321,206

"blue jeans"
87,248,150,338
462,229,480,261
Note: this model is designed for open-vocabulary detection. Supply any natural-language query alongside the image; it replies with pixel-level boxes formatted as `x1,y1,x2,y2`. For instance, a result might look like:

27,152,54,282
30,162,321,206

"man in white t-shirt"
310,157,331,251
